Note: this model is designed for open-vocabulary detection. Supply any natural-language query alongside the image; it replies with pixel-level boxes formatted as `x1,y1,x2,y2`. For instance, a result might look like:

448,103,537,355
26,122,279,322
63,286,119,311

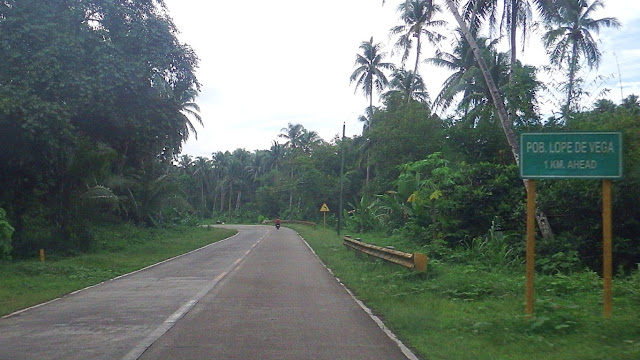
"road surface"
0,225,417,360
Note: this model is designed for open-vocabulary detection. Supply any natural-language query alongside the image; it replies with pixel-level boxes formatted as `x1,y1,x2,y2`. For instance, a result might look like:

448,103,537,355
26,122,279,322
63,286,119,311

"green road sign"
520,132,623,179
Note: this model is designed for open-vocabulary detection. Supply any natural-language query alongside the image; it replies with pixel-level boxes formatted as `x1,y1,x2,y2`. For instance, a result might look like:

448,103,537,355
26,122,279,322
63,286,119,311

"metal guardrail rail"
343,235,428,272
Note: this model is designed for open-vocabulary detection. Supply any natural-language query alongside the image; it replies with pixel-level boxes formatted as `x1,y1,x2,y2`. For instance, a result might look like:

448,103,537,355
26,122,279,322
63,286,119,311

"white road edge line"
2,230,241,320
298,232,421,360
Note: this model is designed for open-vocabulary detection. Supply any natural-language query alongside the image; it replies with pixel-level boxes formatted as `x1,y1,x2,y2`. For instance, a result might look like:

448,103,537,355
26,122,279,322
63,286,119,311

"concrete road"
0,225,417,360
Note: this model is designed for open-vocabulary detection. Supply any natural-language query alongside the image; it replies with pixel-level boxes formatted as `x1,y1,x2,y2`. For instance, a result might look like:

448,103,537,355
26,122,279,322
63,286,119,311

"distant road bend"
0,225,418,360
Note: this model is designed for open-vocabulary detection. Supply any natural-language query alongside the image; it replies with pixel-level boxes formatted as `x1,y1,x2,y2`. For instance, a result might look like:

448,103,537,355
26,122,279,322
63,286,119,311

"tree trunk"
366,93,373,184
289,169,294,209
228,182,233,222
219,189,225,212
366,152,371,184
413,31,422,75
201,181,206,213
509,0,518,87
235,189,242,211
565,41,579,118
409,32,422,104
445,0,554,240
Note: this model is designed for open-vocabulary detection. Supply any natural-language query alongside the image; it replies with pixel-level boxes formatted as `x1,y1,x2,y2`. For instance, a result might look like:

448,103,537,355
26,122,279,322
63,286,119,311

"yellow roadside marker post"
525,180,536,317
602,179,613,318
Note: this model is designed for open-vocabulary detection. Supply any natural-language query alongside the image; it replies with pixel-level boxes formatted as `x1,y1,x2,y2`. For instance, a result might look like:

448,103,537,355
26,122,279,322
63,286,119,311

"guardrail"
343,235,428,272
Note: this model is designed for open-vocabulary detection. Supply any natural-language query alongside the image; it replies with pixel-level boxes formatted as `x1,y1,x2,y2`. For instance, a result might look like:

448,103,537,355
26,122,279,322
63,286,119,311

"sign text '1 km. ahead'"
520,132,623,179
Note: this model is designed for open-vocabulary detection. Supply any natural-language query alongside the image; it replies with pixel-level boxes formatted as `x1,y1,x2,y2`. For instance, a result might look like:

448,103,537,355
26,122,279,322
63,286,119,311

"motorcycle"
275,223,281,230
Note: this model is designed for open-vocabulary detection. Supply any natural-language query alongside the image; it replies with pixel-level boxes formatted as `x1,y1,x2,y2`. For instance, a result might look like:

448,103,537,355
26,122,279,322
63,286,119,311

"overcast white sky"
163,0,640,158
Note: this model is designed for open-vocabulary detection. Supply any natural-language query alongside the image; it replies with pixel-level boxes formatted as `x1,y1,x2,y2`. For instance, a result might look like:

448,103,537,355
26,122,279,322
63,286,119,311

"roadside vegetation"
0,225,235,317
292,224,640,360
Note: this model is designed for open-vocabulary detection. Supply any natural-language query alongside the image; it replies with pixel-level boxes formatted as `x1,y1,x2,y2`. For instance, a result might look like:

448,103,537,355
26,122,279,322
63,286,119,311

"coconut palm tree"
426,30,474,112
299,129,323,155
152,74,203,142
229,149,251,212
193,156,212,214
177,154,194,173
278,123,305,150
444,1,515,157
267,141,285,171
462,0,536,76
177,87,203,141
350,37,395,124
212,151,232,213
444,0,554,239
427,30,501,114
542,0,620,115
390,0,447,75
384,69,430,103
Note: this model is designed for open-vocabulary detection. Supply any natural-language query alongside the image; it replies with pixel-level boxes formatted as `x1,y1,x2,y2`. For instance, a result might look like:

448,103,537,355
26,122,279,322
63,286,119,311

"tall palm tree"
267,141,285,171
461,0,551,145
193,156,212,214
278,123,305,150
299,129,323,155
462,0,536,77
542,0,620,114
246,150,267,183
384,69,430,103
444,2,515,159
212,151,231,213
390,0,447,75
229,149,250,212
350,37,395,124
177,87,203,141
427,30,501,114
444,0,554,239
177,154,194,173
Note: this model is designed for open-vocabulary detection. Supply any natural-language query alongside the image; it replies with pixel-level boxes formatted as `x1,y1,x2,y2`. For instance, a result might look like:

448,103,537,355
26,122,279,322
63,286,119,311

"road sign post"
525,179,536,317
520,132,622,318
320,203,330,230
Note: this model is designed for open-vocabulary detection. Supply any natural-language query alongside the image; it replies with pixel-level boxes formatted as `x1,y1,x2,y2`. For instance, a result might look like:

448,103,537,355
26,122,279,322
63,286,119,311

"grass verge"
291,225,640,360
0,224,236,317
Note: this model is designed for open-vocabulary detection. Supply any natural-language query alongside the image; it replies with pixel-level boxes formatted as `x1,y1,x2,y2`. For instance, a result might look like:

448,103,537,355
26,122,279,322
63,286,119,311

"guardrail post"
413,253,427,272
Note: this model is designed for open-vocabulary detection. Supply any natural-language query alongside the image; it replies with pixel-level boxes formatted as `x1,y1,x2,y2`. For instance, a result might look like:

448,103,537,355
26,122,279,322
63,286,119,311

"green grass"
0,224,236,317
292,225,640,360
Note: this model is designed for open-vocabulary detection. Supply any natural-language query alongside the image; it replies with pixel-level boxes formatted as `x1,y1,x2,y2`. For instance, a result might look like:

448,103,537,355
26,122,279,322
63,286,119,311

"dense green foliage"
0,0,200,256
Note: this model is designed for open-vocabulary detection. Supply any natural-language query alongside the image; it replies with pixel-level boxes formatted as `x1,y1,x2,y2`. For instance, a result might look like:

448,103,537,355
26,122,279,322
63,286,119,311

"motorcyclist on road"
274,218,281,230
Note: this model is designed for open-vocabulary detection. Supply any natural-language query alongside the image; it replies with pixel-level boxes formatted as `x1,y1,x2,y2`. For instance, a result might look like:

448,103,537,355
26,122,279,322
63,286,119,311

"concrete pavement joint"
123,230,267,360
2,231,242,320
121,272,228,360
298,232,421,360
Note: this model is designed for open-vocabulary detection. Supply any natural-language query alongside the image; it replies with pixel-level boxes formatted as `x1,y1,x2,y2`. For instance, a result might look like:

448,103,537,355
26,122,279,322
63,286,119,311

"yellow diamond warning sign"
319,203,330,212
